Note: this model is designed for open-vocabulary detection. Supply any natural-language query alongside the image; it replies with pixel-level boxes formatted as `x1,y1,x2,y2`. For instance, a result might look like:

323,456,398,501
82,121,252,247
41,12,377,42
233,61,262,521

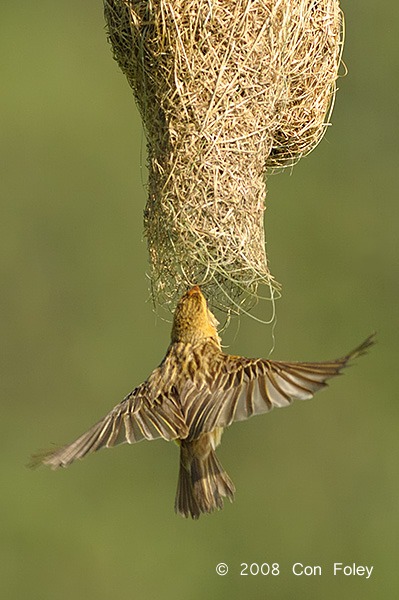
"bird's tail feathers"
175,443,235,519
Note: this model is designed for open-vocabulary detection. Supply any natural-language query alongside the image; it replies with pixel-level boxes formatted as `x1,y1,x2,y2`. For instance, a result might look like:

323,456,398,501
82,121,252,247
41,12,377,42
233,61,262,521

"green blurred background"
1,1,398,598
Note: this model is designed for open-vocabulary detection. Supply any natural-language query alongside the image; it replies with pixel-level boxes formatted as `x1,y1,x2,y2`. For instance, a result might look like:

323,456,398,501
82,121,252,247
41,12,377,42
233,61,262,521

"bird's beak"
188,285,201,296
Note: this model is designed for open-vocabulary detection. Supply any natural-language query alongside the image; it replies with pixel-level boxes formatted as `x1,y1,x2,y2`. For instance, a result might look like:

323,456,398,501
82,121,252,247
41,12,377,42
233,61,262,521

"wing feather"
40,382,188,469
181,335,374,438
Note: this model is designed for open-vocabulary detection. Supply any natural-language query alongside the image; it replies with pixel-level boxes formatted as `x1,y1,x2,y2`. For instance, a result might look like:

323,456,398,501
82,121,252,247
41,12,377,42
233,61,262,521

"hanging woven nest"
104,0,343,313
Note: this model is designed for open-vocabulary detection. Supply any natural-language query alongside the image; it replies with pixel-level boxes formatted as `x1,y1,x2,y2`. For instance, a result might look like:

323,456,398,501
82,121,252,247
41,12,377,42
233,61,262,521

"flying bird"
34,286,374,519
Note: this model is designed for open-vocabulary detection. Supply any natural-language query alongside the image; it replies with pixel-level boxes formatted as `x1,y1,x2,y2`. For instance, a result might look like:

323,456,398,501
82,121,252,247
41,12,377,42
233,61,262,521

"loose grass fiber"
104,0,343,313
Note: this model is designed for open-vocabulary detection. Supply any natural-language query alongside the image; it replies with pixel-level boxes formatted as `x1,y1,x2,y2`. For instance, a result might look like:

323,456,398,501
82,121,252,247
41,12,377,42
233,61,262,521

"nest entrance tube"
104,0,342,313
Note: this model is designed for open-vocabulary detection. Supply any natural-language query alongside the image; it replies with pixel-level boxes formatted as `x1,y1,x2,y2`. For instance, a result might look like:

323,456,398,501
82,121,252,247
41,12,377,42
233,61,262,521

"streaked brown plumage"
34,286,374,519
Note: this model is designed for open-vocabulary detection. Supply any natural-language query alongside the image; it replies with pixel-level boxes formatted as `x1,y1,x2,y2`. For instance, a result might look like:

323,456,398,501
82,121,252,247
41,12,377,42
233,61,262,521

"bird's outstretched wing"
182,334,375,440
34,378,188,470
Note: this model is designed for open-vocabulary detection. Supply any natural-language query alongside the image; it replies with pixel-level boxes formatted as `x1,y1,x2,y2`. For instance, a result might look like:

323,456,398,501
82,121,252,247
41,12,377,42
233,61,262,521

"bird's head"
171,286,220,345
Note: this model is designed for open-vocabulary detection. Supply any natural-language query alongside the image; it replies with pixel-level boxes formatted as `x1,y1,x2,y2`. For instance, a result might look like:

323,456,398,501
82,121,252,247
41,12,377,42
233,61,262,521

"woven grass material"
104,0,342,313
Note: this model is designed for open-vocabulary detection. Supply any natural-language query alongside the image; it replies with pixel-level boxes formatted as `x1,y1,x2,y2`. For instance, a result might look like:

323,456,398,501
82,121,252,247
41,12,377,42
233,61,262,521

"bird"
33,286,374,519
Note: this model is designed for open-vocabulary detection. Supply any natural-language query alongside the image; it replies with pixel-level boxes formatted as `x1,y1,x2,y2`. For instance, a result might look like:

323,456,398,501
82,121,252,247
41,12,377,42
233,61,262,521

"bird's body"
36,287,374,519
